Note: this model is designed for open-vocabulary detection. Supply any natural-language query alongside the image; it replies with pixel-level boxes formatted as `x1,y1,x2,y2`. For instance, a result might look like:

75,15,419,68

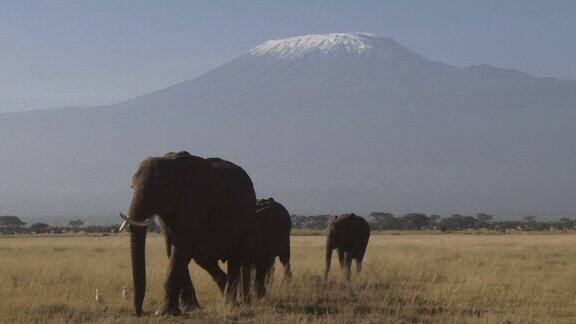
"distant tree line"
290,215,332,230
0,215,161,235
291,213,576,232
2,213,576,235
368,212,576,232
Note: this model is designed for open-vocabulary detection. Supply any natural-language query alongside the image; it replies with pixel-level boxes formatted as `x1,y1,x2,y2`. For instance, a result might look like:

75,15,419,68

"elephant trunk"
130,225,147,316
127,188,153,316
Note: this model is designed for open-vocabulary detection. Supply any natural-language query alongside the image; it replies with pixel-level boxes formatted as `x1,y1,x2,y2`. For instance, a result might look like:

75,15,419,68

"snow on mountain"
0,33,575,219
247,33,418,61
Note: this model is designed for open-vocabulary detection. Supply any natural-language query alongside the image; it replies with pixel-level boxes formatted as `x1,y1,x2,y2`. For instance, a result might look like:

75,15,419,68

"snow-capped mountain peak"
1,32,575,219
247,32,417,61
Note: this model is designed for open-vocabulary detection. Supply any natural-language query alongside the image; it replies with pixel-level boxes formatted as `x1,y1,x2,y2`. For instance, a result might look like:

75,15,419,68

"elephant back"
255,198,291,255
328,213,370,250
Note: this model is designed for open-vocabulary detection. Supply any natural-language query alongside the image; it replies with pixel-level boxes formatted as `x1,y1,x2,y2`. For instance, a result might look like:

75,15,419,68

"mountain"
1,33,575,220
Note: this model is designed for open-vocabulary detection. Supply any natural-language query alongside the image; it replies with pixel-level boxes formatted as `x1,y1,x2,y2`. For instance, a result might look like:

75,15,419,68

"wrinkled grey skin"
126,151,263,316
253,198,292,292
324,213,370,281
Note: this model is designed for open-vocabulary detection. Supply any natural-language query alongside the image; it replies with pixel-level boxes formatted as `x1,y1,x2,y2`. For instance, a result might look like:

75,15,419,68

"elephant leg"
355,258,363,274
224,259,241,305
254,260,268,298
161,224,199,311
159,247,191,315
279,252,292,282
344,252,354,281
357,240,368,274
179,265,201,311
325,246,333,280
355,250,366,274
337,249,345,270
265,260,275,284
195,258,227,294
241,263,252,303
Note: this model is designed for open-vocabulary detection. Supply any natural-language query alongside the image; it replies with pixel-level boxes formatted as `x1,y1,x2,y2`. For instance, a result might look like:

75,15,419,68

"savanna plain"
1,233,576,323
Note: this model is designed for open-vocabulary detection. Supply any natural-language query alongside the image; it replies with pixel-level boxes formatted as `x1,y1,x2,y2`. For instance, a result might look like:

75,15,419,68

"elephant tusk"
119,220,129,232
118,212,156,227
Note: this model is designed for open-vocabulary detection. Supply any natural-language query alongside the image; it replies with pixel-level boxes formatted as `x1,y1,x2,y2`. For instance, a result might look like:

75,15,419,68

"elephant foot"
255,288,266,299
155,303,181,316
180,289,201,312
180,298,201,312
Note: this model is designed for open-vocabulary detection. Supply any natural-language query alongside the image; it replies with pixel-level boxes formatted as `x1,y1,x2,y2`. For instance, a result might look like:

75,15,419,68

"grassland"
1,233,576,323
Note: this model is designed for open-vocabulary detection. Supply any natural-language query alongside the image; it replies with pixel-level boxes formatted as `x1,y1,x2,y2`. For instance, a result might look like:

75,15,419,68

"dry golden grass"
1,233,576,323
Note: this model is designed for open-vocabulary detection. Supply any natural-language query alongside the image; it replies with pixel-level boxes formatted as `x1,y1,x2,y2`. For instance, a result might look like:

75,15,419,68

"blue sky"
1,0,575,113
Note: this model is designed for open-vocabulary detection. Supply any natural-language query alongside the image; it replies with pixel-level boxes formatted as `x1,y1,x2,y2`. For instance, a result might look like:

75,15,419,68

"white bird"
122,286,131,302
95,289,104,305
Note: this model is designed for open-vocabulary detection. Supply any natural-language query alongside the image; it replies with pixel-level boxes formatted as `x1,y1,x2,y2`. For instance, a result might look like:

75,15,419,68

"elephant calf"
253,198,292,295
325,213,370,281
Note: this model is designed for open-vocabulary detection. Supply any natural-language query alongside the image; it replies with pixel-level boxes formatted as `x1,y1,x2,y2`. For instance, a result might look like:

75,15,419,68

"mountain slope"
0,33,575,219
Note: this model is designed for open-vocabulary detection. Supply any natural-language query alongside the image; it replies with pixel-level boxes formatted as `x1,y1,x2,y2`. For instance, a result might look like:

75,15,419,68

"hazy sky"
1,0,575,113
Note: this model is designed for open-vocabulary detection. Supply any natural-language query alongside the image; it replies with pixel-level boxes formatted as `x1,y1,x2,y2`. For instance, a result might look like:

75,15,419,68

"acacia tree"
475,213,493,227
370,212,396,230
30,223,50,234
440,214,479,231
558,218,573,230
522,215,537,231
0,215,26,234
290,215,331,229
429,215,441,226
0,215,26,228
401,213,431,230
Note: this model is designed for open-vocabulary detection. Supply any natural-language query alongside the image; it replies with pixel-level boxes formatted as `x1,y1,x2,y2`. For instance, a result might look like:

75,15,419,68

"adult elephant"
324,213,370,281
253,198,292,291
120,151,261,316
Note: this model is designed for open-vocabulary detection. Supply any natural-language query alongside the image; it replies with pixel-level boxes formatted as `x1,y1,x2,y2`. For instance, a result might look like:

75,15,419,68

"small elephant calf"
253,197,292,294
325,213,370,281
